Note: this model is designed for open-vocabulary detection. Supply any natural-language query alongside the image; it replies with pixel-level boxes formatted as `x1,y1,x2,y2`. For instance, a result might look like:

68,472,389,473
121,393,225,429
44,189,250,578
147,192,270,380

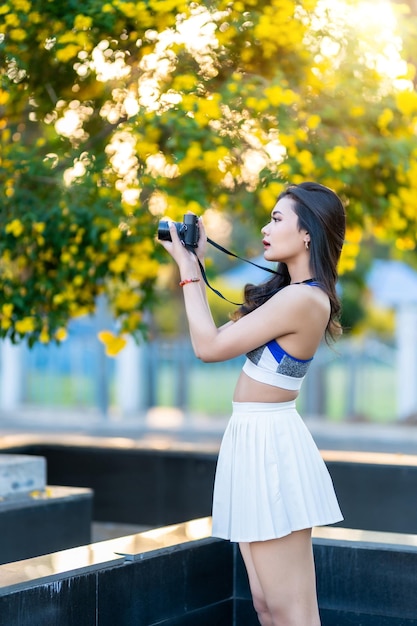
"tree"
1,0,416,349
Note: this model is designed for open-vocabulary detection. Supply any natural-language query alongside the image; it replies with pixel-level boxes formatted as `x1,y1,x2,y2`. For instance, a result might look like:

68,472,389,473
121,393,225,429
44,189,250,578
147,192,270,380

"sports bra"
242,279,320,391
242,340,313,391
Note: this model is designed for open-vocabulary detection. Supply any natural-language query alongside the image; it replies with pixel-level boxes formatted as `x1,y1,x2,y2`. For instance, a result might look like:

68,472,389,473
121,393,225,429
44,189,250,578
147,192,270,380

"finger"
168,221,183,245
197,217,205,234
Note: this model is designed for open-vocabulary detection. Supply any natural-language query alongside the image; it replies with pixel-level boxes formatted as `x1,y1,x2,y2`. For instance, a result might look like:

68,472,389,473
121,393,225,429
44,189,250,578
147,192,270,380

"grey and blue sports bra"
242,340,312,391
242,279,321,391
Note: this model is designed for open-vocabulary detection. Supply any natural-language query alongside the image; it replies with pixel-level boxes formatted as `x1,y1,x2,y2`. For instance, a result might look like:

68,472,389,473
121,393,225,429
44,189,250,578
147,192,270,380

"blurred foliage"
1,0,417,347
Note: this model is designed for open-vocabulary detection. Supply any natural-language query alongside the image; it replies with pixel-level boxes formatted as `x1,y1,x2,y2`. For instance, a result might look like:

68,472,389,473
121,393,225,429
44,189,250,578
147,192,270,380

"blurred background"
1,0,417,433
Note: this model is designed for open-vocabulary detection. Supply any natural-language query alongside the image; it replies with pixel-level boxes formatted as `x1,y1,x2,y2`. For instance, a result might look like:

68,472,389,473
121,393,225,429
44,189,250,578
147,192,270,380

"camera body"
157,213,199,249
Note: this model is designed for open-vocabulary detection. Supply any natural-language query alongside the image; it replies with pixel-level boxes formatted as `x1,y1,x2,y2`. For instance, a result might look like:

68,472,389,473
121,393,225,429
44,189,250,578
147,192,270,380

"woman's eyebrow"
271,209,283,217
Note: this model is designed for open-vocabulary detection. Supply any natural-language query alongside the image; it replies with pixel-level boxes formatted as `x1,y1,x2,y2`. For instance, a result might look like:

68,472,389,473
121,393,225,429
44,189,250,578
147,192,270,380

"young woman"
159,181,345,626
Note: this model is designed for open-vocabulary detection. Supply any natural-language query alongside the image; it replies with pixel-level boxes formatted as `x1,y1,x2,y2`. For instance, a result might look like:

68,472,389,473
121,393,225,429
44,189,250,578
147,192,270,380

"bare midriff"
232,370,299,404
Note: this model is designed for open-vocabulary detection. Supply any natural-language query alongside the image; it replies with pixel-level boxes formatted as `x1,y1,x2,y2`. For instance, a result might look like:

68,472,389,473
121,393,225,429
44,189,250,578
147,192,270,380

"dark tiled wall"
0,488,92,565
315,539,417,622
327,460,417,534
1,534,417,625
3,444,217,526
0,575,97,626
0,539,234,626
98,541,233,626
4,443,417,535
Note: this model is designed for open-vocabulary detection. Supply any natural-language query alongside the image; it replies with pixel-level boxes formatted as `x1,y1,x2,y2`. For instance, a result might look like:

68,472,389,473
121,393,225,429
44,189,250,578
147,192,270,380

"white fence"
0,316,406,423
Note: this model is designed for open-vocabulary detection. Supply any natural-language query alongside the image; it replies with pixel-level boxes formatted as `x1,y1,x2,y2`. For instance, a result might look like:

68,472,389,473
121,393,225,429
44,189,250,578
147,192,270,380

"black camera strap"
192,237,279,306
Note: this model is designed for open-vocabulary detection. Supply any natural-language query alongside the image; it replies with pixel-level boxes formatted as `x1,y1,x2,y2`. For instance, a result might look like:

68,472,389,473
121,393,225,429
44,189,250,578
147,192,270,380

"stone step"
0,454,46,499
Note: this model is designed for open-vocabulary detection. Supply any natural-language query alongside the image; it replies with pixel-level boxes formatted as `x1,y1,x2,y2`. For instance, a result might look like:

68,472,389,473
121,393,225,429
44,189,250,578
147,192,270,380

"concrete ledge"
0,520,416,625
0,454,46,499
0,485,93,565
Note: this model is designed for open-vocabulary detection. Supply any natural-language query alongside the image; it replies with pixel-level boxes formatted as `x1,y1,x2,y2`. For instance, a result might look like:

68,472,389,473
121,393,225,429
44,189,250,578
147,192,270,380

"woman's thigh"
241,529,320,624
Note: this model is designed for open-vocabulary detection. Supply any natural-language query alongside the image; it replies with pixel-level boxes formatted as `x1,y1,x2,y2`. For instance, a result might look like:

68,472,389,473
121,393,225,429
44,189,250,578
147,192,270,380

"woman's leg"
240,529,321,626
240,542,273,626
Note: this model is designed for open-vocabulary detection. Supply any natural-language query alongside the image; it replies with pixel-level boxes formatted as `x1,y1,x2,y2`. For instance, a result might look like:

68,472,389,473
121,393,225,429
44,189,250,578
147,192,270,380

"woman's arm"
159,220,326,362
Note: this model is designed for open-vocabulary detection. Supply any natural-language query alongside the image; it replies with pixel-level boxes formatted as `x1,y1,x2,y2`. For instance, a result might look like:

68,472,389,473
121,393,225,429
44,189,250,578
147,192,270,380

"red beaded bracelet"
179,277,200,287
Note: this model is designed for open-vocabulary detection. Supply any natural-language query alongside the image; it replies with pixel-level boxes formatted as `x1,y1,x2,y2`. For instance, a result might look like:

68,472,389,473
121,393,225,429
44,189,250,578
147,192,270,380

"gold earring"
305,241,309,250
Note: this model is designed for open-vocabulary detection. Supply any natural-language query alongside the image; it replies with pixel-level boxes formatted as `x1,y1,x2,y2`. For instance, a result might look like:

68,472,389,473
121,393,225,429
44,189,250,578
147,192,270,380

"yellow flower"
5,13,19,27
98,331,127,357
109,252,129,274
108,227,122,242
14,0,31,11
0,90,9,105
349,105,365,118
172,74,196,91
123,311,142,332
114,290,141,311
5,219,24,237
395,90,417,117
74,14,93,30
116,2,136,18
53,293,66,305
306,115,321,130
325,145,358,171
33,222,46,233
2,303,13,318
39,328,50,343
258,182,284,209
55,328,68,342
73,275,84,287
60,252,72,263
28,11,41,24
56,44,80,63
377,108,394,133
264,85,299,107
15,317,36,334
296,150,315,176
396,237,415,252
279,133,297,155
9,28,26,41
339,242,359,273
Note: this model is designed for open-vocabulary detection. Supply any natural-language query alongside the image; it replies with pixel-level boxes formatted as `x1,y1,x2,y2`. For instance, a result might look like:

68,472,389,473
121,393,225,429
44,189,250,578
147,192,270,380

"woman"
159,181,345,626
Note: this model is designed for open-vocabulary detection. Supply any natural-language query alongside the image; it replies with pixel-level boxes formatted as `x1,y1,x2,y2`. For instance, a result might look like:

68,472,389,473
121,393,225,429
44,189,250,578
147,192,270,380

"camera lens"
157,220,172,242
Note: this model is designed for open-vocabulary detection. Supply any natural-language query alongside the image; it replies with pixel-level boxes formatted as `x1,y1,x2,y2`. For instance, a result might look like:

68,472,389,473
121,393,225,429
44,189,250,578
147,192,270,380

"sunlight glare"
315,0,408,84
352,0,407,80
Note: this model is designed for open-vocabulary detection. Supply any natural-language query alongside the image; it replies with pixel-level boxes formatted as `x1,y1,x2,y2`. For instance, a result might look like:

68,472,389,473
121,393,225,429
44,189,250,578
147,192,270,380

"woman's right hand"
158,220,200,275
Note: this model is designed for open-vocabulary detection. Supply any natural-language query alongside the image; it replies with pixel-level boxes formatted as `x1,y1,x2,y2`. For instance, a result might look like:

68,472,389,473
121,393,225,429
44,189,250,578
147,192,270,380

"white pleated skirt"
212,401,343,543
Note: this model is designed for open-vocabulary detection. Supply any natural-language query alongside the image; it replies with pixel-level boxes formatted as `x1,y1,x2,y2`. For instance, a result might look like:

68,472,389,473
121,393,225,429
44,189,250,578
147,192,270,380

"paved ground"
1,406,417,455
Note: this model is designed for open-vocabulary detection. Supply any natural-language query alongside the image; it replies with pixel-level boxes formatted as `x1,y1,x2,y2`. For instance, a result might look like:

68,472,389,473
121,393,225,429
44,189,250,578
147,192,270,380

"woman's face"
261,197,309,263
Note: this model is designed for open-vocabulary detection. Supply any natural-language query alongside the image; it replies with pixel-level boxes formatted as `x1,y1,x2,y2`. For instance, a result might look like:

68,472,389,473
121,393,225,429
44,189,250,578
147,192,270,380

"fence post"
115,336,147,417
0,340,23,413
174,337,189,413
95,296,111,418
396,303,417,420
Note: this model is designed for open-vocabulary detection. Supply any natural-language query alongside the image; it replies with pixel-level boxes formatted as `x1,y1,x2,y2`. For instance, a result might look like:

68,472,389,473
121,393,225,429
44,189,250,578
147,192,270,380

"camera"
157,213,200,249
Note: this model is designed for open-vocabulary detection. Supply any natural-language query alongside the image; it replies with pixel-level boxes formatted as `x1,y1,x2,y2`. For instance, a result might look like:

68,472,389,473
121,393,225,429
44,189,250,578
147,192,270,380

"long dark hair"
232,181,346,342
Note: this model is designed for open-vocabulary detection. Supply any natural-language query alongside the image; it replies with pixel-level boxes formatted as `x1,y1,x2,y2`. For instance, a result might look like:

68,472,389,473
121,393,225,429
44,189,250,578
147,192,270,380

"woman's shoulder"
268,282,330,322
